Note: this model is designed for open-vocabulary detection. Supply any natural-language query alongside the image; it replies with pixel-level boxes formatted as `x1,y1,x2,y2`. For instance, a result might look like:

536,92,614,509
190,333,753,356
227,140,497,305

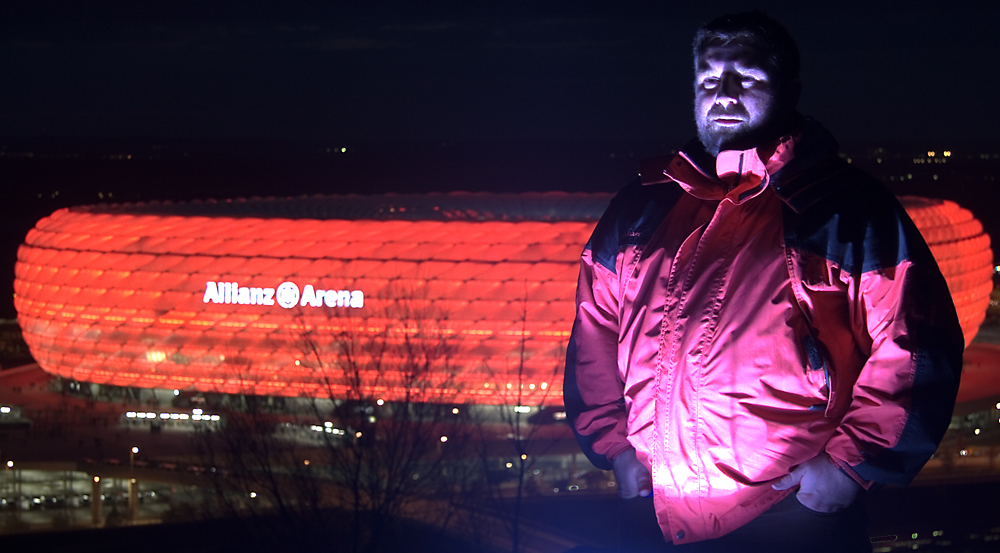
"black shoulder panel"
587,177,684,274
782,167,922,276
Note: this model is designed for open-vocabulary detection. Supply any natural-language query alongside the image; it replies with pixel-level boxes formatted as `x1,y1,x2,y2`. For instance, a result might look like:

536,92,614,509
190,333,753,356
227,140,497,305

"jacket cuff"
605,442,633,463
828,453,874,491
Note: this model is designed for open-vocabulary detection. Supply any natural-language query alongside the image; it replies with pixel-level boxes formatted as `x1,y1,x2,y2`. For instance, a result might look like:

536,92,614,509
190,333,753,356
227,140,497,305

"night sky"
2,1,998,148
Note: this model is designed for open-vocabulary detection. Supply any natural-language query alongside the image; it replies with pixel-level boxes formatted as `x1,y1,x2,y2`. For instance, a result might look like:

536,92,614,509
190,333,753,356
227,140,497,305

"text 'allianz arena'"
13,192,994,405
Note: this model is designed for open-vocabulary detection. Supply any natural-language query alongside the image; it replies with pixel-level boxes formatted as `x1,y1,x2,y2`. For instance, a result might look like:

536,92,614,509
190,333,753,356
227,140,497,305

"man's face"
694,41,782,157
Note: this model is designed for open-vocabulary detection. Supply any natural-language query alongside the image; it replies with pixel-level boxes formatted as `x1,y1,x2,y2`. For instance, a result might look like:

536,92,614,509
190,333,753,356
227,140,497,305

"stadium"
11,192,996,408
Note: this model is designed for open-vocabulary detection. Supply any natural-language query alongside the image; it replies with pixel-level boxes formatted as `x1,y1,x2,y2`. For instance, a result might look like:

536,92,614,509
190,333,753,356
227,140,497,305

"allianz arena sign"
202,280,364,309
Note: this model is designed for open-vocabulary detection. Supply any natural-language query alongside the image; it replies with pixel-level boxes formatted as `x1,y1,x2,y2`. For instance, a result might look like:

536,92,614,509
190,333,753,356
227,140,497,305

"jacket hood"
640,118,849,213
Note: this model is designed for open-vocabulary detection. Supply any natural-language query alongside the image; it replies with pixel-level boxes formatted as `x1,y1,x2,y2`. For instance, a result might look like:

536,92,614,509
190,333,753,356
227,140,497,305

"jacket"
563,121,964,544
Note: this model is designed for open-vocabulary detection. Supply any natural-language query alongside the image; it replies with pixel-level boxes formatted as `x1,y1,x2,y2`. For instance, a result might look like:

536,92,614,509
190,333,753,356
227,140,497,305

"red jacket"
564,122,963,544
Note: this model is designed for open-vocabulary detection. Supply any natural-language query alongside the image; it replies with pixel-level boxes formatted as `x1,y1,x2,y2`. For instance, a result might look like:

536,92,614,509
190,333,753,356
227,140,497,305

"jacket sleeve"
818,193,964,487
563,244,631,471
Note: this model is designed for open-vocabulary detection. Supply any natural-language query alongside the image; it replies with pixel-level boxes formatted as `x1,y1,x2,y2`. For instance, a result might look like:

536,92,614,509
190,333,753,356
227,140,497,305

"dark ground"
1,482,999,552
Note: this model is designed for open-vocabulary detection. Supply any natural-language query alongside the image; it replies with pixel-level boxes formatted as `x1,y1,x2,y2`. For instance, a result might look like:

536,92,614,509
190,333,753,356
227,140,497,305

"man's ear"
784,78,802,109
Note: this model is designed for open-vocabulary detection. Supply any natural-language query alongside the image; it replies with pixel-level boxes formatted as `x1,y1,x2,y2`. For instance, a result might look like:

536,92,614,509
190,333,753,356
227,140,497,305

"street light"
128,447,139,523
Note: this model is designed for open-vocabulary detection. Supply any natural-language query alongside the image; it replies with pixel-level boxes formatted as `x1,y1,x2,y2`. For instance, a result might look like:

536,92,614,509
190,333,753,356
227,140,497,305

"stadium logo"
203,281,364,309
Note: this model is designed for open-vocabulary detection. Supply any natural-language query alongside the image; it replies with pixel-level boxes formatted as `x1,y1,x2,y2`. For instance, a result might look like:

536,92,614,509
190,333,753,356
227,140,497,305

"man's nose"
715,75,740,106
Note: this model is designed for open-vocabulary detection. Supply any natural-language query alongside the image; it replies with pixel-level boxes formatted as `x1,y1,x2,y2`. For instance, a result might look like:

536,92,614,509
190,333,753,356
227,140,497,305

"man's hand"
772,452,861,513
613,448,652,499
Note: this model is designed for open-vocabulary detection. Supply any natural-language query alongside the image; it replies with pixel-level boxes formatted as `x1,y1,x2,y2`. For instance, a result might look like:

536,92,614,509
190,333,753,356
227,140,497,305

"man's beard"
696,104,761,157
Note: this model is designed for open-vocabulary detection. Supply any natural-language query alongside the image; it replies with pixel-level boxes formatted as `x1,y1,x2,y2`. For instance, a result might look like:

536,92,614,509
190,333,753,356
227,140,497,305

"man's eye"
741,78,757,88
702,78,718,89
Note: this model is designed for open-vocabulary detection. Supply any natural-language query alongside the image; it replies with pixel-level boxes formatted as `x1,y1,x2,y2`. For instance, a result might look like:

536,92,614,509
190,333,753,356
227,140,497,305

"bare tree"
194,289,471,553
467,285,564,553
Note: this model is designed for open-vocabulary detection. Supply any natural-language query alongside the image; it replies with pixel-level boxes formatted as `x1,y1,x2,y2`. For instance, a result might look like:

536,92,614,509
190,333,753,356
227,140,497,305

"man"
564,11,963,552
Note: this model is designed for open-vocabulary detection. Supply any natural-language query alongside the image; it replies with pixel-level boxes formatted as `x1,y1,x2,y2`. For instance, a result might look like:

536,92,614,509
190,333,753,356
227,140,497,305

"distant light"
912,533,918,539
132,447,139,454
160,412,170,419
506,383,512,389
506,462,513,468
452,407,459,415
355,431,363,438
294,360,301,366
173,389,179,396
0,406,10,414
520,454,527,460
514,405,530,414
6,461,12,468
440,435,448,443
944,151,952,157
975,428,981,435
959,449,968,456
340,147,347,153
250,491,257,498
193,409,203,415
927,151,935,157
93,476,100,483
540,382,548,390
324,421,333,428
303,459,310,466
376,399,385,406
553,412,567,421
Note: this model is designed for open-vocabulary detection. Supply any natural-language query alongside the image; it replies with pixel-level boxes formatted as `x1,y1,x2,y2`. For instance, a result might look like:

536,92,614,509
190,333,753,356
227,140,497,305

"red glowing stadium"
13,193,995,406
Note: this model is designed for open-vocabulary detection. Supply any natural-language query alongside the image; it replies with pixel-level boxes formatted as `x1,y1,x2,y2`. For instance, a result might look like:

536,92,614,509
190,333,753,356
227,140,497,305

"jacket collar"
640,119,848,213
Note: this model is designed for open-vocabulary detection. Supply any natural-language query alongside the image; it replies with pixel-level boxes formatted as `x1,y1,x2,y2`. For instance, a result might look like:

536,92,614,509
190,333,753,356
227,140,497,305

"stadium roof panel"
74,192,614,222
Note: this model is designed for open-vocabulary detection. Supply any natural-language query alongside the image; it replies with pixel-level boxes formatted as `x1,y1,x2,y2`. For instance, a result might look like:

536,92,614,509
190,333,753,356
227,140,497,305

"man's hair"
693,10,800,84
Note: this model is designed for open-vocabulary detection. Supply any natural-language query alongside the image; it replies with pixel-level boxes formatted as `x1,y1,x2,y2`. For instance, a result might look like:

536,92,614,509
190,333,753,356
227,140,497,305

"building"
12,192,995,407
13,193,611,406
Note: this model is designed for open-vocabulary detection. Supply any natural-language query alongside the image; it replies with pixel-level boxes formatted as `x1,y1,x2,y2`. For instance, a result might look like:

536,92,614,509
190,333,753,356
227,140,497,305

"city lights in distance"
132,446,139,454
440,435,448,443
514,405,530,413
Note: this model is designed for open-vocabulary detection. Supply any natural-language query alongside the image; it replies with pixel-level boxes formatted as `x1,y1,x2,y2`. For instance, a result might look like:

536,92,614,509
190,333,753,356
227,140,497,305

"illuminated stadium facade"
14,193,610,406
13,193,994,406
